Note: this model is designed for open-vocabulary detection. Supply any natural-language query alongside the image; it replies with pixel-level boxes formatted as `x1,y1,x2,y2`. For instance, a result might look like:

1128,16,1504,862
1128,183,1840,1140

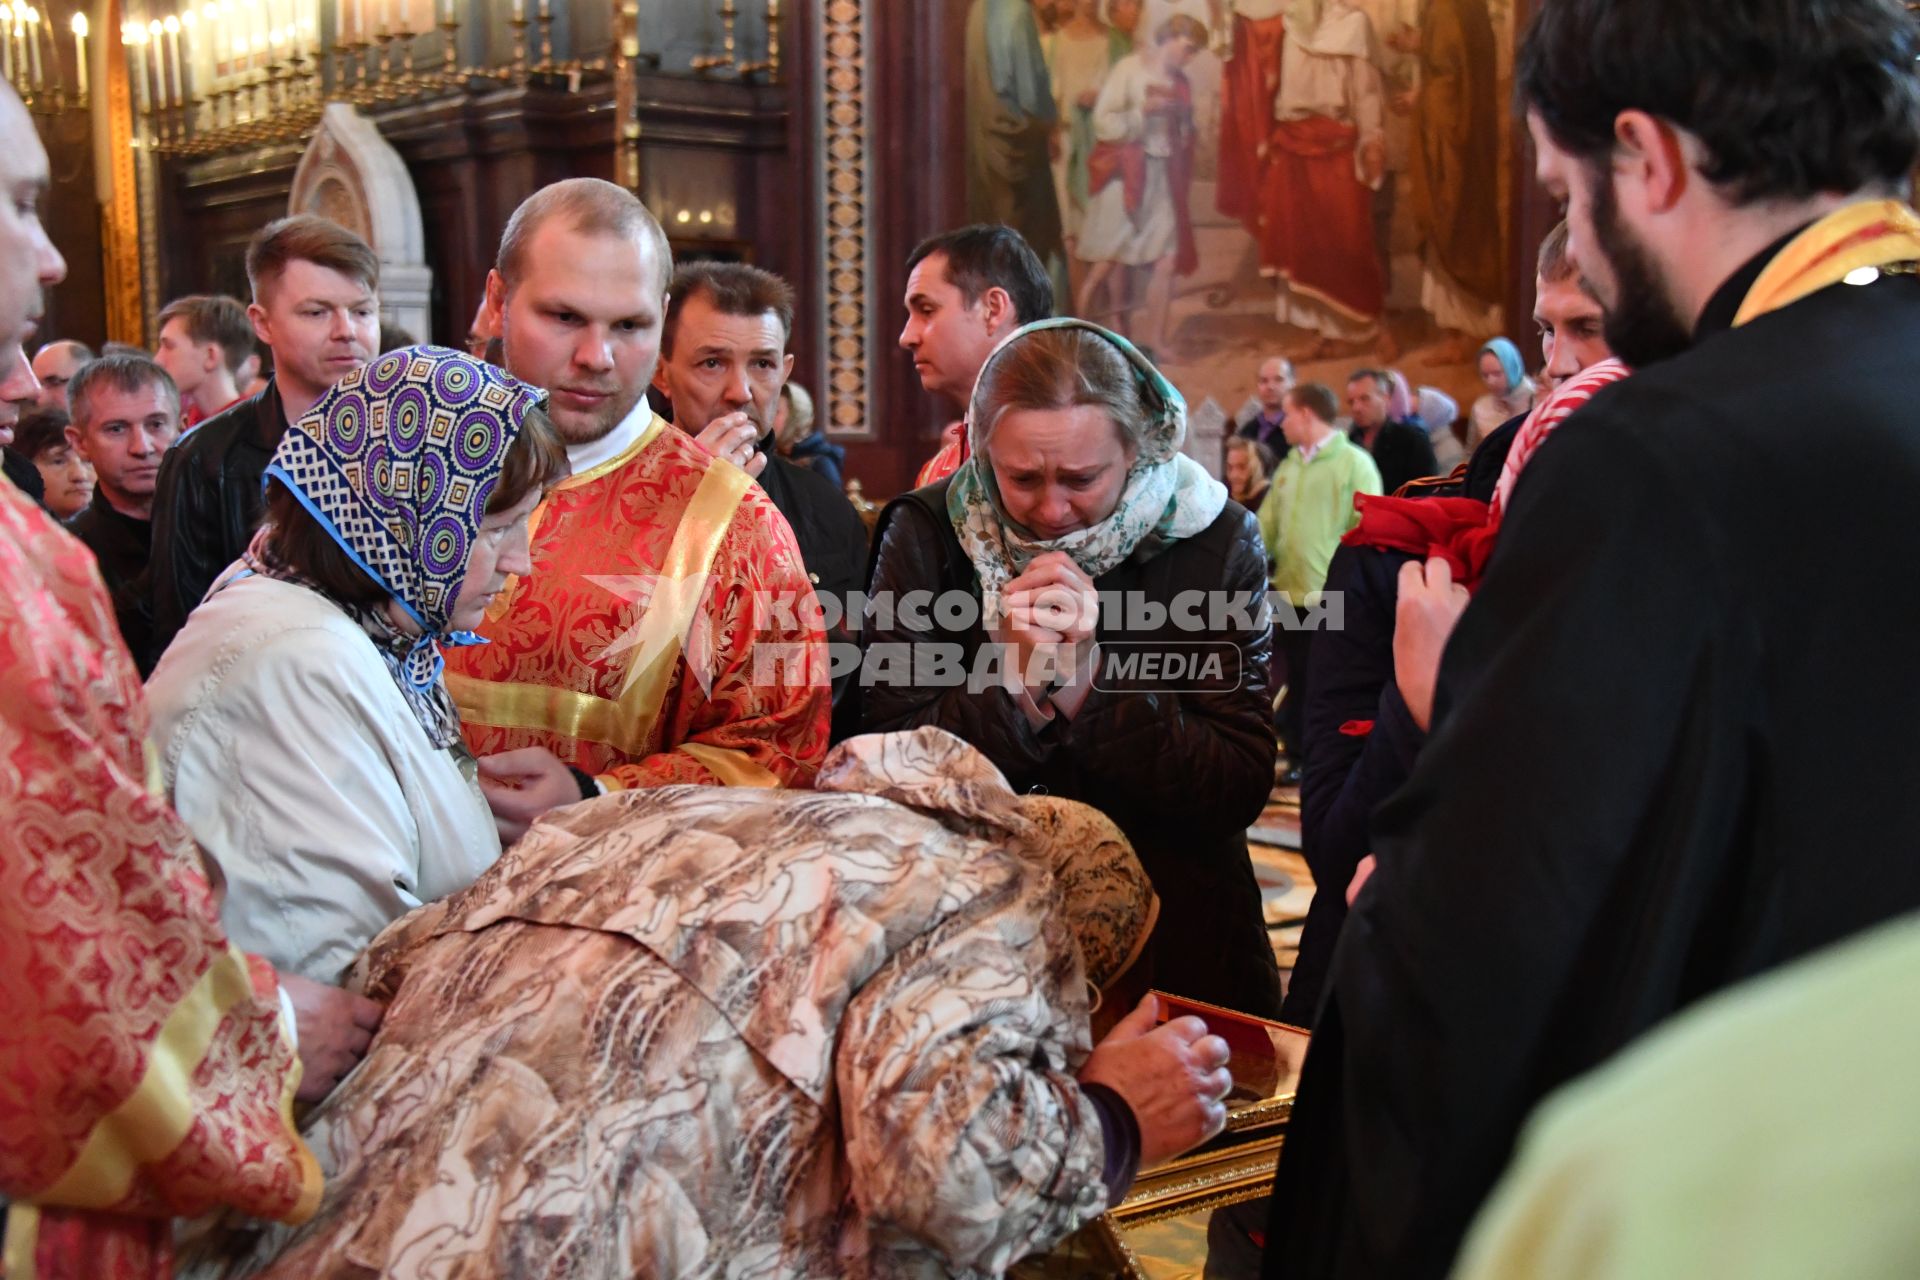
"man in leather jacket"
146,215,379,665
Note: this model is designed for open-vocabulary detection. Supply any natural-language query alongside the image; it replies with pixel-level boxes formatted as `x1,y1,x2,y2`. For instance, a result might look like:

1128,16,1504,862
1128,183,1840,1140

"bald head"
1256,356,1295,413
494,178,673,296
31,340,92,411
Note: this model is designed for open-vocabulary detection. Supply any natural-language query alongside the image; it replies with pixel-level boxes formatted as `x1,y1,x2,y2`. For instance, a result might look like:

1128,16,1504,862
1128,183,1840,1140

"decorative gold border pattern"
817,0,871,438
102,1,145,346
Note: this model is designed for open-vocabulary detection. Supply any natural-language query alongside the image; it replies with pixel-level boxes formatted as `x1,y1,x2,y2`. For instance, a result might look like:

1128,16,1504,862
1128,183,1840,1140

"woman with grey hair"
860,318,1283,1018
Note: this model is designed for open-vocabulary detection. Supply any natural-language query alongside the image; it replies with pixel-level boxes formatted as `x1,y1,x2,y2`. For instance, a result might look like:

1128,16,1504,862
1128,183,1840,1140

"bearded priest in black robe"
1262,1,1920,1275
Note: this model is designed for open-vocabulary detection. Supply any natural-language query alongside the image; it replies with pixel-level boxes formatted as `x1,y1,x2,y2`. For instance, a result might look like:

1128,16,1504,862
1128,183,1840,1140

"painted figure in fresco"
1259,0,1392,358
966,0,1067,287
1075,14,1208,352
1218,0,1295,235
1047,0,1125,254
1404,0,1504,355
1105,0,1146,52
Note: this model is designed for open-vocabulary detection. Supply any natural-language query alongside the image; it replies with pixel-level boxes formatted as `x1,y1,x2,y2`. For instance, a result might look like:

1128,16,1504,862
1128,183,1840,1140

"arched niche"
289,103,433,344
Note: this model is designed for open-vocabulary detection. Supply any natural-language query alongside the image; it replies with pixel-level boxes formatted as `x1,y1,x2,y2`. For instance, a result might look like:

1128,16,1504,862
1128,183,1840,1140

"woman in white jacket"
148,346,566,983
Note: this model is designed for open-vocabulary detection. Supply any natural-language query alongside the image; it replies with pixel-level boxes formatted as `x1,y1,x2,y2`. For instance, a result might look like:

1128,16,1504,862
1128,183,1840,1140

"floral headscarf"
947,318,1228,620
258,345,546,746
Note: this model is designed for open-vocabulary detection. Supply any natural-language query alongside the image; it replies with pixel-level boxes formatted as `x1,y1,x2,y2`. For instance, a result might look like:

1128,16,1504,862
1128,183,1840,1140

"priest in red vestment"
0,78,325,1280
446,180,830,839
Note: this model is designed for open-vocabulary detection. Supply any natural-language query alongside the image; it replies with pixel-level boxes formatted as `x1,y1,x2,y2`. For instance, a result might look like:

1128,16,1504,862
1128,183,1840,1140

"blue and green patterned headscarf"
261,345,546,740
949,318,1228,621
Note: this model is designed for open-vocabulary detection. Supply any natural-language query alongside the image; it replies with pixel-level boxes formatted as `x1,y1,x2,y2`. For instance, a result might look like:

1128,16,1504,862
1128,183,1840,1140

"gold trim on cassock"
674,742,782,788
454,447,754,762
34,946,321,1220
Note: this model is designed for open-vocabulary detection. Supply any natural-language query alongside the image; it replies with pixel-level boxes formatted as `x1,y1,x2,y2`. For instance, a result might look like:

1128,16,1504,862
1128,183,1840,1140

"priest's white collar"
563,395,655,475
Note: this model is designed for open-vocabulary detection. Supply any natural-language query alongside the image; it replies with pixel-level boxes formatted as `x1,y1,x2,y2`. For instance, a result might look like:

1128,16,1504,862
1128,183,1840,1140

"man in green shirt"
1257,382,1382,776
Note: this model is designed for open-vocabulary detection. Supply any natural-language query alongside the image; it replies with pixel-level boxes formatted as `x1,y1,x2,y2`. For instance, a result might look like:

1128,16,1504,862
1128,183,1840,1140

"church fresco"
963,0,1520,453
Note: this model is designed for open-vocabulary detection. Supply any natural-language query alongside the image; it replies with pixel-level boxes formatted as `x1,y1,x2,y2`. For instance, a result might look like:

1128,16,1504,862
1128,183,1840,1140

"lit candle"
69,11,85,99
202,2,221,77
180,8,198,91
25,7,41,88
1,8,14,85
146,20,164,109
164,15,182,106
511,0,524,22
439,0,453,25
8,8,23,87
128,25,148,112
378,0,391,34
351,0,364,42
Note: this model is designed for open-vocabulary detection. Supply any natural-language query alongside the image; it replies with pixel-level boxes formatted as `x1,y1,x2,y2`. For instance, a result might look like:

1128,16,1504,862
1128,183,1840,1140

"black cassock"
1263,238,1920,1277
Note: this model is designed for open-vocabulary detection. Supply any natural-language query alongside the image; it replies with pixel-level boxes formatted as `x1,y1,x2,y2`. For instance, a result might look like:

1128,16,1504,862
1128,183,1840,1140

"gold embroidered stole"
1733,199,1920,328
447,414,754,763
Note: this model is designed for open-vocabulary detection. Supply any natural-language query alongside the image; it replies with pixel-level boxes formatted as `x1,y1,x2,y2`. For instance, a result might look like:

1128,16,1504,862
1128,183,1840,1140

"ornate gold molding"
613,0,641,190
101,0,143,345
817,0,869,439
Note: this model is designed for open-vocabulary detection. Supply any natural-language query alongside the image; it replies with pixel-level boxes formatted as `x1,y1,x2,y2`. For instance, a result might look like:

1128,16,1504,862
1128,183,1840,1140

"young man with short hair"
899,223,1053,487
1531,219,1611,390
1257,381,1381,779
146,214,380,662
66,353,181,673
153,293,255,429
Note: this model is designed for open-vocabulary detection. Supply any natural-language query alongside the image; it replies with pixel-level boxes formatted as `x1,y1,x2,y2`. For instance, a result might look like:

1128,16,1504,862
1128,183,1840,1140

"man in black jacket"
1281,221,1615,1028
1345,367,1437,494
651,261,870,735
1263,0,1920,1274
65,354,181,674
146,215,379,664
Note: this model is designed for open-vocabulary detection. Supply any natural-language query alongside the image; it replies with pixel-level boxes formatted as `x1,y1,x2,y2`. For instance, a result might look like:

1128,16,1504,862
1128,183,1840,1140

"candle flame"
164,15,180,34
70,11,85,38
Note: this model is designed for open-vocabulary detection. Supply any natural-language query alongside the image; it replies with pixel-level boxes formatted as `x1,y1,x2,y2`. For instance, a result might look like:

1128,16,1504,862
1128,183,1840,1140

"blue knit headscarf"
1479,336,1527,395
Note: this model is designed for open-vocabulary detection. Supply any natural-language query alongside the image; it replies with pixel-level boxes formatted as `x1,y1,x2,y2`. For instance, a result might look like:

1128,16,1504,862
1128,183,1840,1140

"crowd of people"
5,0,1920,1275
